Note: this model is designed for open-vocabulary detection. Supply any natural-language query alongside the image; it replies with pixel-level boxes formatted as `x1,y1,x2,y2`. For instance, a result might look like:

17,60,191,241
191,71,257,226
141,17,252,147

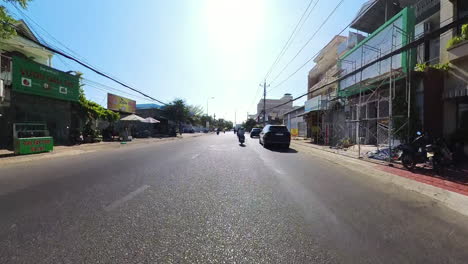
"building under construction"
306,0,451,158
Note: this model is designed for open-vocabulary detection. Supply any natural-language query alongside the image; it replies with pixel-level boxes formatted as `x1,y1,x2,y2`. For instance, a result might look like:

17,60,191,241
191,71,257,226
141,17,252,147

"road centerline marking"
104,185,150,212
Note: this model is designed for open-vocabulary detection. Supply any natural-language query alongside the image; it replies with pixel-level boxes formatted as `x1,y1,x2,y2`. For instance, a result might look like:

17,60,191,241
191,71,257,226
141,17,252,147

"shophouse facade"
0,21,80,149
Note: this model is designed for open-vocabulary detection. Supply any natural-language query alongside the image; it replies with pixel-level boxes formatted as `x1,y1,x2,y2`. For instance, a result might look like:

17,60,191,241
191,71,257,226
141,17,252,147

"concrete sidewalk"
291,139,468,217
292,137,387,161
0,133,205,167
292,138,468,181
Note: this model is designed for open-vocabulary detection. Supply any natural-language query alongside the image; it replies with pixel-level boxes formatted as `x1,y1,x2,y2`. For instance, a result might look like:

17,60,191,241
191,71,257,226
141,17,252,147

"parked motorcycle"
430,138,453,174
397,132,453,174
397,132,430,171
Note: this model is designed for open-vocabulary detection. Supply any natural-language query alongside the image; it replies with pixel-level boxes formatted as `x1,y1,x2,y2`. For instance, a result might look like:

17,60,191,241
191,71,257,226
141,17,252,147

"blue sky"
7,0,366,123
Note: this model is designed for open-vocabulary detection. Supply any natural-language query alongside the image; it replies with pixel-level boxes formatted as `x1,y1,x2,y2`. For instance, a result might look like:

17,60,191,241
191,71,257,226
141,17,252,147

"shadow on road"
266,147,298,153
239,144,246,147
0,153,15,158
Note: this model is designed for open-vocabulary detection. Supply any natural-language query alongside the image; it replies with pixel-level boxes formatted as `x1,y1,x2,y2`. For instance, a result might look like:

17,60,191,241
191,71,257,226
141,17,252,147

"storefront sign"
12,56,80,102
107,93,136,113
14,137,54,155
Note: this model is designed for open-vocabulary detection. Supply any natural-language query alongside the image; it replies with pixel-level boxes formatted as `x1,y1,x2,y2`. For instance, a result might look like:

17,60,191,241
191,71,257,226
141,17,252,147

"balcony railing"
309,65,339,93
413,0,439,19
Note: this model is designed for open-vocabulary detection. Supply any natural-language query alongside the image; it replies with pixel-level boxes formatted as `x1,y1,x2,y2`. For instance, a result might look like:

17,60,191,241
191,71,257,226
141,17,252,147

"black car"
259,125,291,149
250,128,261,138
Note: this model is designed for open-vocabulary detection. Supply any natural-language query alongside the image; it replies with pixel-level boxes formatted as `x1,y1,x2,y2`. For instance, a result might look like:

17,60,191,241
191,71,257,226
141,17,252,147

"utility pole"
234,111,236,126
260,80,269,126
263,80,266,126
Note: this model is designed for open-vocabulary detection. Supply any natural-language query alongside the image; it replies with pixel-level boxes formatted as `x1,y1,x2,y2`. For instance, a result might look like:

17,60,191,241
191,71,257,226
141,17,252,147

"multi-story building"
440,0,468,155
256,93,293,124
297,0,467,157
303,33,363,144
336,0,462,150
304,35,346,144
337,1,422,147
0,20,80,149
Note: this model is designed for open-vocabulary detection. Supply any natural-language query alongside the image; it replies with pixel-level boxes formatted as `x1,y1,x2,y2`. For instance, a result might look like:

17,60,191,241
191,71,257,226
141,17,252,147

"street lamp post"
206,97,214,117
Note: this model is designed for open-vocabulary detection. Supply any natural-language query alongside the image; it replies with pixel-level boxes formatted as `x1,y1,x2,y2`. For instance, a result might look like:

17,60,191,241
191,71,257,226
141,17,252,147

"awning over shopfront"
304,95,321,114
120,114,145,122
302,95,328,116
143,117,160,123
296,112,310,117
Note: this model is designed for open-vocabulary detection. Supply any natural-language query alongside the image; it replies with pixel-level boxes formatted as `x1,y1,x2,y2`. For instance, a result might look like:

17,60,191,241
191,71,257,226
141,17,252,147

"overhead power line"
10,3,133,88
7,22,167,105
268,0,345,86
13,4,84,60
264,0,319,81
264,14,468,112
251,0,319,114
21,26,167,105
247,85,262,114
83,83,155,104
268,0,376,91
82,78,159,103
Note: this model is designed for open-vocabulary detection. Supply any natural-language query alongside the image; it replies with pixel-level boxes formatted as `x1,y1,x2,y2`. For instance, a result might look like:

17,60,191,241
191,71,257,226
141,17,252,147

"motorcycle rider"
237,127,245,142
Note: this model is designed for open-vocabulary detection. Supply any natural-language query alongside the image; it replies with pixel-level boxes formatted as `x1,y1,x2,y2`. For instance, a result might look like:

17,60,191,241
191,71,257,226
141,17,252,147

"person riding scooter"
237,127,245,144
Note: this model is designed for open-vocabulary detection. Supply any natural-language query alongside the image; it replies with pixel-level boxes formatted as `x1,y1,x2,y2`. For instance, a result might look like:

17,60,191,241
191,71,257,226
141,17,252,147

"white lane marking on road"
273,168,285,175
191,154,200,159
256,151,285,174
104,185,150,212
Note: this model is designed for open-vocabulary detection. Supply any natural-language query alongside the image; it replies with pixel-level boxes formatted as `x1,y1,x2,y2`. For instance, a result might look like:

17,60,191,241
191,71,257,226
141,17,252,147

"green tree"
214,118,233,130
162,99,190,133
225,120,233,130
187,105,204,126
216,118,225,128
78,88,120,122
74,87,119,141
200,115,213,128
0,1,30,39
242,118,257,132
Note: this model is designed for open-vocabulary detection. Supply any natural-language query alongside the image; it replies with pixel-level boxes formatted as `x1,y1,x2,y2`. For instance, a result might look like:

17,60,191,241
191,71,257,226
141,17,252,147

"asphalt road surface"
1,133,468,263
